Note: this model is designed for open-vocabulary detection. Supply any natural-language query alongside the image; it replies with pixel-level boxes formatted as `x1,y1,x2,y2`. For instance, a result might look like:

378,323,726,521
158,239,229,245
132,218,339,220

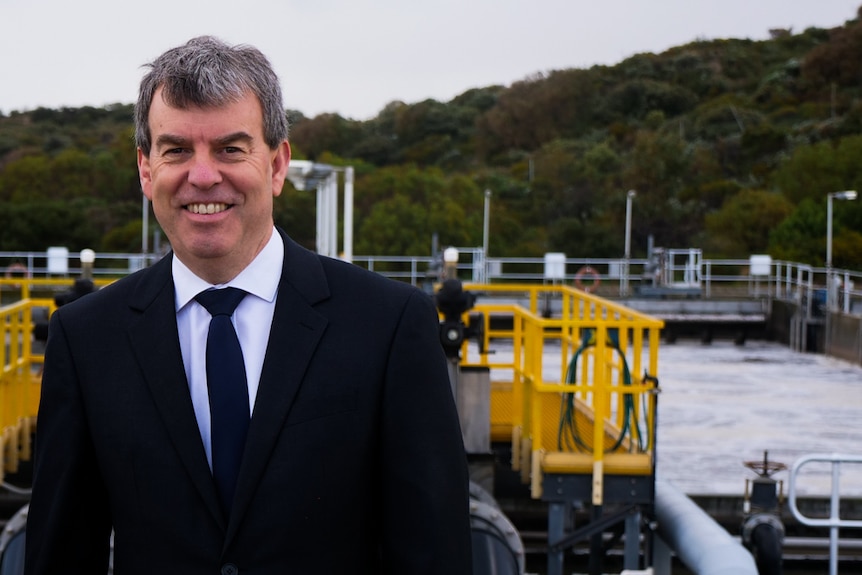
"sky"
1,0,860,121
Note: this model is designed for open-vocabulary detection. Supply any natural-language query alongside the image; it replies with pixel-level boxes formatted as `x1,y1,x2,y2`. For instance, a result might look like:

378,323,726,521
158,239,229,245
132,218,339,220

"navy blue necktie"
195,287,249,515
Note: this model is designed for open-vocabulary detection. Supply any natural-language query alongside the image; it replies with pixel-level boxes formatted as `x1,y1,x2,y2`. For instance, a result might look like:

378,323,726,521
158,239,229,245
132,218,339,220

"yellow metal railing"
0,296,43,484
460,283,664,501
3,278,661,502
0,278,113,483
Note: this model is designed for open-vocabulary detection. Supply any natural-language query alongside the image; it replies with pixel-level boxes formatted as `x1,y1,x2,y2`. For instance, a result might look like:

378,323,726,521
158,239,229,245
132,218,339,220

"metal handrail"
788,452,862,575
3,250,862,312
0,298,44,484
460,283,663,501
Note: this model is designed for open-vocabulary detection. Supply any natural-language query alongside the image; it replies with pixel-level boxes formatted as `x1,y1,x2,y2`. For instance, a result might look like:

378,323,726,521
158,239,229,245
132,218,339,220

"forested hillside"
3,6,862,268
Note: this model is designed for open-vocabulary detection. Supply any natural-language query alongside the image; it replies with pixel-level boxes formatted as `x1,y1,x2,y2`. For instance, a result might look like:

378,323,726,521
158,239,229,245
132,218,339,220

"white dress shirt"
173,229,283,468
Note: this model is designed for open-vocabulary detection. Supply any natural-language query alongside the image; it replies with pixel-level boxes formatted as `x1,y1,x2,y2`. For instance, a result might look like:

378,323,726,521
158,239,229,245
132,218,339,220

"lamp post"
826,190,857,310
623,190,636,296
483,189,492,283
79,249,95,281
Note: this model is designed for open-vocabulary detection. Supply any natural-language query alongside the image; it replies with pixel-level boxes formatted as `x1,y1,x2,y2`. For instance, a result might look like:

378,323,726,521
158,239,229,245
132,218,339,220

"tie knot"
195,287,247,317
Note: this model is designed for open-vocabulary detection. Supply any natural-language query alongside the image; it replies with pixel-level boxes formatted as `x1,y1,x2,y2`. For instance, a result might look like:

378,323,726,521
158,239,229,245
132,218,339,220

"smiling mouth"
186,203,230,214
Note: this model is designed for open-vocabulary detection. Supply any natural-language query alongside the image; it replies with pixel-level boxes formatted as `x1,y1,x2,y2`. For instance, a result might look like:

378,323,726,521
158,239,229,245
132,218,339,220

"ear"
271,140,291,198
137,148,153,200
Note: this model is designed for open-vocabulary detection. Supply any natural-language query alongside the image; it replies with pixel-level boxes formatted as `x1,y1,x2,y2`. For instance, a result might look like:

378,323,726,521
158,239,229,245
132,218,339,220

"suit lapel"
227,232,330,541
127,256,225,529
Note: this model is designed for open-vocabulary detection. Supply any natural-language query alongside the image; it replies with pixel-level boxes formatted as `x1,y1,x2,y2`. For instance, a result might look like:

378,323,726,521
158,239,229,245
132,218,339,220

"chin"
182,238,235,261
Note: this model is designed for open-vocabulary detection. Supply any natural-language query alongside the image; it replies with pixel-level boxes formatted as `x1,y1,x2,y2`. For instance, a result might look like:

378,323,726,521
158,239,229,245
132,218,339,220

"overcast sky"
1,0,859,120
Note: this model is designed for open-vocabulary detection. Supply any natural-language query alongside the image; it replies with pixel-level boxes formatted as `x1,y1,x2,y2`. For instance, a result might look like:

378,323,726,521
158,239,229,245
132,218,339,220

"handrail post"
830,460,840,575
788,453,862,575
705,260,711,298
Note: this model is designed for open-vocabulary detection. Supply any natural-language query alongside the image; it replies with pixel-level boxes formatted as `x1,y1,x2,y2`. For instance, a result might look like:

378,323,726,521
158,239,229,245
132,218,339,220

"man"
25,36,472,574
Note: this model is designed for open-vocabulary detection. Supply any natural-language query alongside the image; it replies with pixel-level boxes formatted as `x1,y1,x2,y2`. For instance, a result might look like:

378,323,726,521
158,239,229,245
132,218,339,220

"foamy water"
655,340,862,497
469,339,862,497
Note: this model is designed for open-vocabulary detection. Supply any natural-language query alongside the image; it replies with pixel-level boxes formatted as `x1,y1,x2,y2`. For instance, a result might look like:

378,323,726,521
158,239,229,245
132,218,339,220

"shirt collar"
173,228,284,311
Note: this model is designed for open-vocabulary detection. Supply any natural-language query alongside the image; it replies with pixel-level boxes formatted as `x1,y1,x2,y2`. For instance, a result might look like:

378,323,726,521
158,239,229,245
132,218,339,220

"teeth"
187,203,228,214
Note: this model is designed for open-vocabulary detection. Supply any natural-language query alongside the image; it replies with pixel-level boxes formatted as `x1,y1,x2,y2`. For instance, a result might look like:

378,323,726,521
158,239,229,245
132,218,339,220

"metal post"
789,454,862,575
329,172,338,258
80,249,95,281
623,190,635,296
624,508,642,569
343,167,354,263
315,180,326,256
141,195,149,256
483,189,491,282
830,461,840,575
827,192,834,310
547,502,567,575
826,190,858,310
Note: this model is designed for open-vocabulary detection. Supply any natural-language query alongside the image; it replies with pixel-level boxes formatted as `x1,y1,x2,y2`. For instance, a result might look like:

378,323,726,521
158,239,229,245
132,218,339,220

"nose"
187,154,223,189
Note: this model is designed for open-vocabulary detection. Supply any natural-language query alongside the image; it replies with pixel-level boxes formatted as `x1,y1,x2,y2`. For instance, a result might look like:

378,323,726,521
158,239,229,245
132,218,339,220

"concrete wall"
769,298,862,365
826,313,862,365
768,299,825,353
767,299,796,345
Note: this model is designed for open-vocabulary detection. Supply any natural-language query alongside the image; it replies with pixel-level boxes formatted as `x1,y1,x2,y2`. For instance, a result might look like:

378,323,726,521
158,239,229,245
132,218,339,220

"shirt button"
221,564,239,575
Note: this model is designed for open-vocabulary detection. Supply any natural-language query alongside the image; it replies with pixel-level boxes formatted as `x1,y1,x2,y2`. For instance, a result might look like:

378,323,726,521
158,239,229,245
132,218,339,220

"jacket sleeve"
24,310,112,575
378,289,473,574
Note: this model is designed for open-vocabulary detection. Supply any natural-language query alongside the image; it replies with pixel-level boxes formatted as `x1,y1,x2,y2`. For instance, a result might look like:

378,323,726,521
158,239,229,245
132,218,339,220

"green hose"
557,328,647,453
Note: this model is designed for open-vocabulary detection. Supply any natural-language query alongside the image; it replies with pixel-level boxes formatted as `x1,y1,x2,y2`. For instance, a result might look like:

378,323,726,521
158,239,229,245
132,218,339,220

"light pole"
623,190,636,296
826,190,857,310
483,189,492,282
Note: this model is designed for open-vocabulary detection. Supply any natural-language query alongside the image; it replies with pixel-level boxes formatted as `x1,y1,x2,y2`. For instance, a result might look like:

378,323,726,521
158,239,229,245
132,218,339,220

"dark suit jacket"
25,230,472,574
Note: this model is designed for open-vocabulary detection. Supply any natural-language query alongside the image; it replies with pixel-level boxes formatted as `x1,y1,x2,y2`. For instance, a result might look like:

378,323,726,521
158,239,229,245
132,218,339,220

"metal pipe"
655,479,758,575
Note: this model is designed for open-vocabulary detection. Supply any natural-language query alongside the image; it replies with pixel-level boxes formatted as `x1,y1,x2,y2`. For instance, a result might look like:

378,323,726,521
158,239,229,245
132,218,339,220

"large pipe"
655,479,758,575
469,482,525,575
749,522,783,575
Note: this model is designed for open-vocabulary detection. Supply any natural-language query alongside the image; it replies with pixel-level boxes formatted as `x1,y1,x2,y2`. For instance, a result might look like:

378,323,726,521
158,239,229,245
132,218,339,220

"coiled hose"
557,328,648,453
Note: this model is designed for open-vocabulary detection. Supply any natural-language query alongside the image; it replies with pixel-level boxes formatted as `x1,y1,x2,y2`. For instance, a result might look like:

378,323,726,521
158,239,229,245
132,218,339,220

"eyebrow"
153,131,255,149
153,134,189,149
214,132,255,147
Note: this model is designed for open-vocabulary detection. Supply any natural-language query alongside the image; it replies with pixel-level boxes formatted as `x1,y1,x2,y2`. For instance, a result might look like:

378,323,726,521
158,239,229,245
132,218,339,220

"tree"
0,154,54,201
50,148,97,198
704,189,793,257
767,198,825,265
771,136,862,204
0,199,103,251
354,166,483,255
288,113,362,161
620,130,698,248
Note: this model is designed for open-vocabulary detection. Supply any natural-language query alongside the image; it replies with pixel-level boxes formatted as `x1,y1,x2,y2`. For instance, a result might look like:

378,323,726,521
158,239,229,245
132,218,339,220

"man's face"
138,88,290,283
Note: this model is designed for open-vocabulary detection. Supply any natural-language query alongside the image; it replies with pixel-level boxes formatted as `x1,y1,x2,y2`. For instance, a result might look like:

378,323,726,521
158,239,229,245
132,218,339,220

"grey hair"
134,36,288,155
